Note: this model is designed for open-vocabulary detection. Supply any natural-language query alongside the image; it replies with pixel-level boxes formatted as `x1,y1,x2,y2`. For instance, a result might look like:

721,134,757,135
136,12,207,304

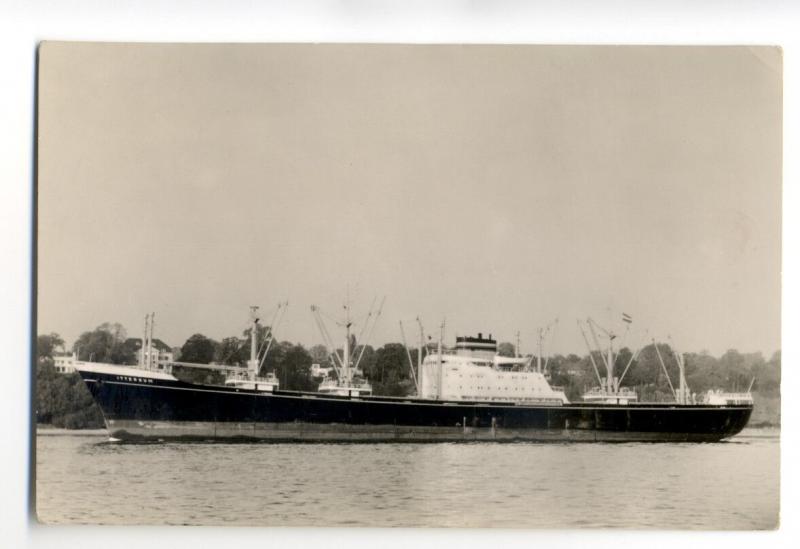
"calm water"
35,428,779,529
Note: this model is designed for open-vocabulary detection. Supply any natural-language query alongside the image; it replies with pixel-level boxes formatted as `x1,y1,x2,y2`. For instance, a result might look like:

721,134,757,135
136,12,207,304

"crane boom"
354,296,385,371
578,320,604,385
399,320,419,393
653,340,677,399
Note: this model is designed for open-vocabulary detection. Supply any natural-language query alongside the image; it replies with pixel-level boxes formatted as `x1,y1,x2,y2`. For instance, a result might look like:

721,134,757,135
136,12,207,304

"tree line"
35,323,781,428
36,332,105,429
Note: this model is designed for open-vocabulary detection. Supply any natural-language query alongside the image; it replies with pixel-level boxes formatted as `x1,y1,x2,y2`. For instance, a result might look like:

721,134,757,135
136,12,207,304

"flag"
622,312,633,324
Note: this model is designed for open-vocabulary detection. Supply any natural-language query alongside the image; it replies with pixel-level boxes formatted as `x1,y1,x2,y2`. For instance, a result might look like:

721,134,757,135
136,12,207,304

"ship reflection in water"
36,428,779,528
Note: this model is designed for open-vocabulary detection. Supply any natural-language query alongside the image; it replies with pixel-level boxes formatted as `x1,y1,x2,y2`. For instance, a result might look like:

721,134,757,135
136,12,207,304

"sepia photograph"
33,42,781,530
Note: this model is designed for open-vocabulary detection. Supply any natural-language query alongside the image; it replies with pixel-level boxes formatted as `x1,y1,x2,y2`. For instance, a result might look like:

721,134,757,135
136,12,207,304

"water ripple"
36,428,779,529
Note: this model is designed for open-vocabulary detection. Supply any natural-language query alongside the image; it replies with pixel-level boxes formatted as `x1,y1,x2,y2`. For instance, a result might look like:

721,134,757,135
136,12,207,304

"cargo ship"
75,306,753,442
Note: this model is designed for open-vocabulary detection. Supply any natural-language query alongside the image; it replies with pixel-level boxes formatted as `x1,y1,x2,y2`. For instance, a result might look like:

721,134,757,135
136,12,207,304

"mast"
587,318,616,394
249,306,259,379
678,354,687,404
669,339,689,404
437,319,445,399
536,328,543,373
607,331,615,393
311,295,383,391
343,297,352,385
141,313,148,368
310,305,344,379
148,312,155,370
416,317,424,375
417,317,425,396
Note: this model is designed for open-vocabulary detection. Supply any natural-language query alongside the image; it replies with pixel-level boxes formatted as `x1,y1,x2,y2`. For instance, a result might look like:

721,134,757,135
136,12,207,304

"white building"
127,338,175,370
53,353,77,374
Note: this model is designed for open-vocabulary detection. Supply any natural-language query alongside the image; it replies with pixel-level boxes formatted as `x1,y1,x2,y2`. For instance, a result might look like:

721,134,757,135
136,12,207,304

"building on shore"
125,338,175,370
53,353,77,374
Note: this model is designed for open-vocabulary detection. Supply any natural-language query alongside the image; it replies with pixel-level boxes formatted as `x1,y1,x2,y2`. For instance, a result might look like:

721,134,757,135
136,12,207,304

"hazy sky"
37,43,781,357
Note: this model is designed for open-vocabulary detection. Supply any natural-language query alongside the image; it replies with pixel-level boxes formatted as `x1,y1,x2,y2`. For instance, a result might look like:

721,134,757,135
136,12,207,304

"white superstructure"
418,334,569,404
703,390,754,406
581,386,638,405
317,376,372,397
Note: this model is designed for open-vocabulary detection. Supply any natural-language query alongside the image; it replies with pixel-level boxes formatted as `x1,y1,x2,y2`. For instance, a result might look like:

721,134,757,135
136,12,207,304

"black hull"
78,369,752,443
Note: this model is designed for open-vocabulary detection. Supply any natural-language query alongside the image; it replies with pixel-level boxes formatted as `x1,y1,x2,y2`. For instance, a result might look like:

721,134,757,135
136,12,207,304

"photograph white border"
1,1,797,548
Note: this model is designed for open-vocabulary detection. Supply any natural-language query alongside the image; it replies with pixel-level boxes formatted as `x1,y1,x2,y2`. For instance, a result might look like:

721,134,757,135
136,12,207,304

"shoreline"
37,426,108,436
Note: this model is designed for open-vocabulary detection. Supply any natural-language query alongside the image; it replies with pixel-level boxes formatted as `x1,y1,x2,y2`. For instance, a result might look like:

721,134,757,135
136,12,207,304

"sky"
36,43,782,357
